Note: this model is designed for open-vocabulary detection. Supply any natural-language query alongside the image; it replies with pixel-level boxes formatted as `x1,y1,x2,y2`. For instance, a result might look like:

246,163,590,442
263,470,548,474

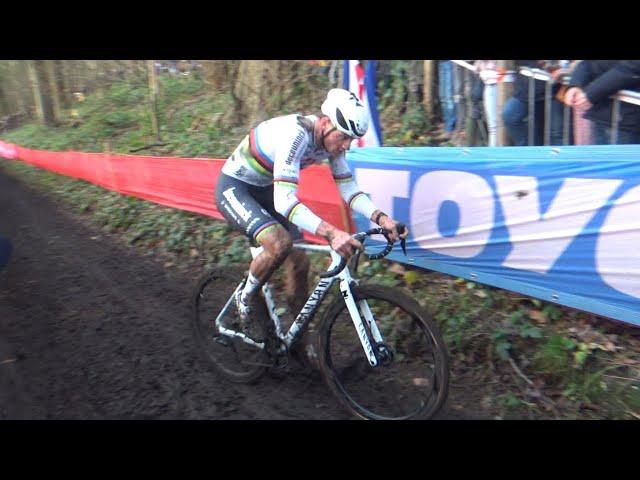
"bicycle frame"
215,242,384,367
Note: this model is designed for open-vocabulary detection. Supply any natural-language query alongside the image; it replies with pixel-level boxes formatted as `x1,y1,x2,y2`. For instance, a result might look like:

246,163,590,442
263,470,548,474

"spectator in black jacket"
564,60,640,144
503,60,571,146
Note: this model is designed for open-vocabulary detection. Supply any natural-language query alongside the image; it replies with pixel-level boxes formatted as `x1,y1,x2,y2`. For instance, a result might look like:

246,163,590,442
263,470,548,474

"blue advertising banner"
346,145,640,326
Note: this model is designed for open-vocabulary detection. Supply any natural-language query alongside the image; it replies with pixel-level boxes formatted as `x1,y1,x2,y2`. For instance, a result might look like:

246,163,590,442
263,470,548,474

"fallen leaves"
403,270,421,286
412,378,430,387
529,309,548,325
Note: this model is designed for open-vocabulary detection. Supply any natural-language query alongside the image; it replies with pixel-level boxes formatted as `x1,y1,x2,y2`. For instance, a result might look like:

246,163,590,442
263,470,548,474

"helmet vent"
335,108,349,132
349,120,361,137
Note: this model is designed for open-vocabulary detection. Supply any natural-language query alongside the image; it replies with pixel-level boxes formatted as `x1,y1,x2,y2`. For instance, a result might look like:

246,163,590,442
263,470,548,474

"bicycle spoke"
319,284,449,420
192,269,270,383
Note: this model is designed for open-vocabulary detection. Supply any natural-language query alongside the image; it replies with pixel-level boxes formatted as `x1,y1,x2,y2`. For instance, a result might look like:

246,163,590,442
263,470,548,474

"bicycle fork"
338,275,384,368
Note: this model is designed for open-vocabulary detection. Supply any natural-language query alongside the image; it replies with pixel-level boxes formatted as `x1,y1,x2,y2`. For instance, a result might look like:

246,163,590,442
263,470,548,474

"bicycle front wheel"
317,283,449,420
192,268,269,384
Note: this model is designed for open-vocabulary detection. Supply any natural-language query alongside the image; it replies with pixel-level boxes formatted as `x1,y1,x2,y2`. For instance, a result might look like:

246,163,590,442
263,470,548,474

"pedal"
214,334,230,346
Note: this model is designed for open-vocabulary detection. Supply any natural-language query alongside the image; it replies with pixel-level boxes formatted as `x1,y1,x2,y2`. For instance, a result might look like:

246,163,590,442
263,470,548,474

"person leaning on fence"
554,61,594,145
502,60,572,146
451,61,468,145
502,60,547,146
475,61,499,147
564,60,640,145
437,60,457,139
542,60,575,146
464,67,487,147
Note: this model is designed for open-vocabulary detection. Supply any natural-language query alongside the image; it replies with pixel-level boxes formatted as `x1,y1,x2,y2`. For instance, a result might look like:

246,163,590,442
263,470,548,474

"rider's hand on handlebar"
329,228,363,259
378,216,410,243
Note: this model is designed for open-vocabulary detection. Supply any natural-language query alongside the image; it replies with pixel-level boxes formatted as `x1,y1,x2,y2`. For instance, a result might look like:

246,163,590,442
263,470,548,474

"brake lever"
353,248,362,273
397,223,407,256
353,232,366,273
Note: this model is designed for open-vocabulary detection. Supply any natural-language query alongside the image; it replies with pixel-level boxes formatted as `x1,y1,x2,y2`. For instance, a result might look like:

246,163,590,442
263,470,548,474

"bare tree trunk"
36,61,56,125
407,61,418,106
44,60,62,120
57,60,72,108
147,60,160,140
73,60,86,93
27,60,48,125
423,60,435,121
0,81,8,116
200,60,229,91
86,60,99,95
497,60,515,146
96,61,110,96
127,60,137,76
67,60,79,94
233,60,269,127
6,61,23,113
0,62,11,115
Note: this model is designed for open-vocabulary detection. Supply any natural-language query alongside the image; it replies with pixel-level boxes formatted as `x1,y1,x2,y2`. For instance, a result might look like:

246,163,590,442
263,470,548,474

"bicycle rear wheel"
192,268,270,383
317,283,449,420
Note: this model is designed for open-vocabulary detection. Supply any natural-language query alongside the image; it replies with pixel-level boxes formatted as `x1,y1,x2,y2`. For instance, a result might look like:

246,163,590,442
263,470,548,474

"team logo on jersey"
222,187,252,222
286,131,305,166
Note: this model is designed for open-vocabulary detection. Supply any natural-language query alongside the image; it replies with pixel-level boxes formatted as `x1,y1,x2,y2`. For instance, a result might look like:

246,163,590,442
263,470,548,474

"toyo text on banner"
347,145,640,326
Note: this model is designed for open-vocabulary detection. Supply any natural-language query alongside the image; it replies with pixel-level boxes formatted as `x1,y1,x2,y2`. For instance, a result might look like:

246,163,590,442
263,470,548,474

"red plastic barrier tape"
1,141,354,244
0,141,17,159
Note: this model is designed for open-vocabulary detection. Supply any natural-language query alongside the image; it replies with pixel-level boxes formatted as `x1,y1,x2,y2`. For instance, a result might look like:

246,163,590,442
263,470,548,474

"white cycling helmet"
321,88,369,139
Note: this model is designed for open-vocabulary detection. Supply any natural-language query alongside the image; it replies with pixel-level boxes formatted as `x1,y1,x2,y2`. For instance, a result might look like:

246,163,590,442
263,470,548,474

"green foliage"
106,81,147,107
101,110,139,128
3,73,236,158
534,335,575,376
159,75,207,103
542,304,563,322
217,237,252,266
377,61,432,146
498,393,523,409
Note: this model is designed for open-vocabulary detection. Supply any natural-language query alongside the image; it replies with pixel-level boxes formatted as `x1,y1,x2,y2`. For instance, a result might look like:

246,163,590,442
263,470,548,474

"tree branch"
129,143,168,153
507,355,534,386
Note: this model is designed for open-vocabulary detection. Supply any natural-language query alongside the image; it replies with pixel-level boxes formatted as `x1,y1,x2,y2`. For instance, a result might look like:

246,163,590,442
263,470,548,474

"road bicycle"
192,225,449,420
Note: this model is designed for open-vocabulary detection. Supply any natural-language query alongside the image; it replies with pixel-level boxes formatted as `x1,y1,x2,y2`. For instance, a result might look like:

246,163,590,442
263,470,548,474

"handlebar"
319,223,407,278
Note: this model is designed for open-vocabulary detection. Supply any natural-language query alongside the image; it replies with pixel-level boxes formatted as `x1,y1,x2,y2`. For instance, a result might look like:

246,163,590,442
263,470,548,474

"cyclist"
215,88,409,326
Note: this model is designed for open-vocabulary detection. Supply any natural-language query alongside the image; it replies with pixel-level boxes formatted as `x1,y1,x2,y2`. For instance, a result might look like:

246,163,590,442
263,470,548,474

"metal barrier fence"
451,60,477,140
452,61,640,146
611,89,640,144
518,67,560,146
451,60,517,147
451,60,488,145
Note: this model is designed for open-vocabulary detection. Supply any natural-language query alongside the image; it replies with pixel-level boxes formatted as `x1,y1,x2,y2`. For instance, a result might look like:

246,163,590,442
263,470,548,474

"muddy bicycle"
192,225,450,420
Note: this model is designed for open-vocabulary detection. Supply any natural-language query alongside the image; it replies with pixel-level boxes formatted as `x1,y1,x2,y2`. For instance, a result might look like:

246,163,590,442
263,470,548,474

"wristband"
374,211,388,225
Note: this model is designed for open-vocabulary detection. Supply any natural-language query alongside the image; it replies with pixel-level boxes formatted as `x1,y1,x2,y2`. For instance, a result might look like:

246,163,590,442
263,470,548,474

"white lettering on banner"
353,166,639,300
596,184,640,298
495,176,622,273
354,168,409,225
410,171,494,258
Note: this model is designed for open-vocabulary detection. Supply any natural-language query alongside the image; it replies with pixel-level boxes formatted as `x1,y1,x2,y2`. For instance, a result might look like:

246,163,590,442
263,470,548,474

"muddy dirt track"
0,165,480,420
